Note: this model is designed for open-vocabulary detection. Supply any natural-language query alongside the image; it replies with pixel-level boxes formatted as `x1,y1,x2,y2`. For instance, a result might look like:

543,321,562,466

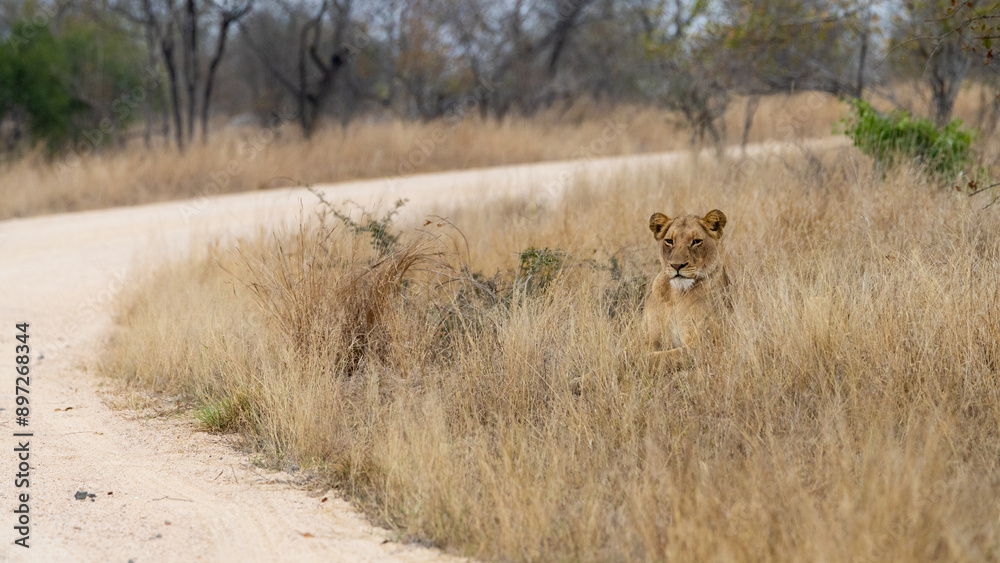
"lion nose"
671,262,688,273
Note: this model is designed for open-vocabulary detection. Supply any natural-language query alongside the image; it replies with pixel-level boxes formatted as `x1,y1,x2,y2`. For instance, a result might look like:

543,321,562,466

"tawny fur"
644,209,729,370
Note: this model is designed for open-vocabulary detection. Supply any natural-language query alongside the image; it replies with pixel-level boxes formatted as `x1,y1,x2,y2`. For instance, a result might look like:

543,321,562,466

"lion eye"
691,239,703,247
665,238,673,246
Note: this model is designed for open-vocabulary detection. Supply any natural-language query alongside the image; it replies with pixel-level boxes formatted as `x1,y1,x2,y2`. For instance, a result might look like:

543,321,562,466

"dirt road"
0,141,839,561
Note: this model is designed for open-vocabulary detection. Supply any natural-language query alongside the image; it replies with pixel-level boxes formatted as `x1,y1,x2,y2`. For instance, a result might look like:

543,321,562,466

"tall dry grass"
0,93,854,220
100,143,1000,560
5,86,994,221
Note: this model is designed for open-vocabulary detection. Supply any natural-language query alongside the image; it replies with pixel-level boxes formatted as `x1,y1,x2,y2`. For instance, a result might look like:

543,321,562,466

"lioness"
644,209,729,370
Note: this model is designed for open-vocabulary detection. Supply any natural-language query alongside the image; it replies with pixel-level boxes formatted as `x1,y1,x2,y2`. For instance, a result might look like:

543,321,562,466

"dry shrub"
236,211,442,376
101,147,1000,561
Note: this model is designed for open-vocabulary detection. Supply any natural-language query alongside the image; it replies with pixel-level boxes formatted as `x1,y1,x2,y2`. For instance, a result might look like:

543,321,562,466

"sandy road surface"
0,140,841,562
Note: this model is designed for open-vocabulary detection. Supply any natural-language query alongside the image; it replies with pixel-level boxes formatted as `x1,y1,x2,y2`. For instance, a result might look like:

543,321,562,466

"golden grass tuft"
237,209,442,376
100,141,1000,560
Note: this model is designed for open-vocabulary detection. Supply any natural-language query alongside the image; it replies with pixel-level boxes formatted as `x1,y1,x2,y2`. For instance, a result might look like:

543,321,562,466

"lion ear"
701,209,727,237
649,212,672,240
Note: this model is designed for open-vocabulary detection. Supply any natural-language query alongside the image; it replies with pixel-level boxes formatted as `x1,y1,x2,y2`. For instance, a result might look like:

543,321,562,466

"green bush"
316,191,408,255
0,17,148,153
195,396,251,433
515,247,565,295
841,98,973,180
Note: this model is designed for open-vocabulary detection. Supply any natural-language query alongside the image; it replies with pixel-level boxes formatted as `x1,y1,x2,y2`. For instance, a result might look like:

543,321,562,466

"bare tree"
201,0,253,142
113,0,250,149
923,35,972,127
892,0,977,127
853,0,875,98
713,0,872,97
145,0,186,151
637,0,729,148
462,0,598,117
240,0,353,137
181,0,199,142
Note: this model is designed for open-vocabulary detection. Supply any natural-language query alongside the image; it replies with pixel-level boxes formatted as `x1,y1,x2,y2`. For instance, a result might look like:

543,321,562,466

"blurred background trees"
0,0,998,155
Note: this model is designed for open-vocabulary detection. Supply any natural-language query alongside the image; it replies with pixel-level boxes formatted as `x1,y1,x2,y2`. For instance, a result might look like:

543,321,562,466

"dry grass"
100,140,1000,560
0,92,855,220
5,85,993,221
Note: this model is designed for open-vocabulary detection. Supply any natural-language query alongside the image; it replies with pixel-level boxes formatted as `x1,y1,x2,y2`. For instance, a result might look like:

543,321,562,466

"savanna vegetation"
6,0,1000,560
0,95,846,219
3,0,1000,218
101,137,1000,559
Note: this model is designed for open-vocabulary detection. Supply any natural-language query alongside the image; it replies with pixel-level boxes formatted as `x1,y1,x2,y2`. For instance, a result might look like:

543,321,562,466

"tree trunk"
854,7,870,99
546,0,593,76
741,95,760,155
242,0,353,138
182,0,199,143
298,15,313,138
160,94,170,146
202,9,245,144
161,11,185,151
143,25,158,150
928,39,971,127
984,85,1000,138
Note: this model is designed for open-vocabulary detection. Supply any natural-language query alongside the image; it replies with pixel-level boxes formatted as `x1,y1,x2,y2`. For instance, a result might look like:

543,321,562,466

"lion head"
648,209,727,292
